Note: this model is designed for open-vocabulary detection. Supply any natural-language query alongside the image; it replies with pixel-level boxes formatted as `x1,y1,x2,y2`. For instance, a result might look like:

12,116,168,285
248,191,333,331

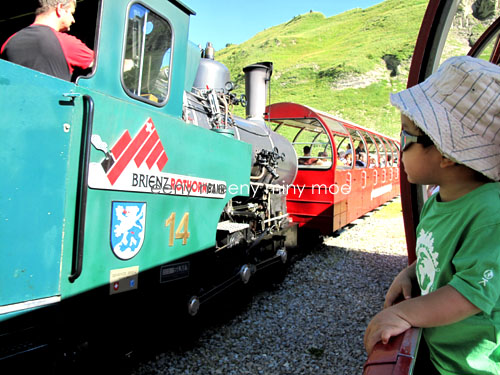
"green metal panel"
0,62,82,318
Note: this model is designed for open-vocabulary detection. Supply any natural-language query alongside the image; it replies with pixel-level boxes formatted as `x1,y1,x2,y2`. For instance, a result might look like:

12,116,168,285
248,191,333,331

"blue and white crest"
111,202,146,260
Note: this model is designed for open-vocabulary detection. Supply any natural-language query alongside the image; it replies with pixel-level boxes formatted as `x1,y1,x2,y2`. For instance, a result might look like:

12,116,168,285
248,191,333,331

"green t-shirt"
416,182,500,375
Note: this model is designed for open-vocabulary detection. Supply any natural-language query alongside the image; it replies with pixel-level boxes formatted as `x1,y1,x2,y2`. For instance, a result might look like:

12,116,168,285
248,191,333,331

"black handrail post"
69,94,94,283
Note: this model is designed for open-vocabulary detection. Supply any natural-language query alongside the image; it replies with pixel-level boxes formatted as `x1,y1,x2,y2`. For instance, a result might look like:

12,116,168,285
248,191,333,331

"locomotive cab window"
122,3,173,105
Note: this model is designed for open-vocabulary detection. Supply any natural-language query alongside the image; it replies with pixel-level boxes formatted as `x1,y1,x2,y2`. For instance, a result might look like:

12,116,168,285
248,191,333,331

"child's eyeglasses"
400,130,433,152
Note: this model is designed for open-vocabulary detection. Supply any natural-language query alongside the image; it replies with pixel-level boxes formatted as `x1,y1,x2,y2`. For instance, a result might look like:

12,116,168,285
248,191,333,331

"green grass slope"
216,0,429,137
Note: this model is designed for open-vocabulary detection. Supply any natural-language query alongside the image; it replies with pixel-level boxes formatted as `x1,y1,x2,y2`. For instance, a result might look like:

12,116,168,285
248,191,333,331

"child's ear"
440,156,456,169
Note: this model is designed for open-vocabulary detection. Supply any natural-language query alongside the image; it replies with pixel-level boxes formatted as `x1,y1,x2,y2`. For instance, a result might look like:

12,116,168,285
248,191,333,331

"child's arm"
384,261,417,308
364,285,481,354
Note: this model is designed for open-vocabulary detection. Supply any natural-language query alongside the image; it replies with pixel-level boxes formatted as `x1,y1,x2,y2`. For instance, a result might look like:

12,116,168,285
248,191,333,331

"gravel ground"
131,197,408,375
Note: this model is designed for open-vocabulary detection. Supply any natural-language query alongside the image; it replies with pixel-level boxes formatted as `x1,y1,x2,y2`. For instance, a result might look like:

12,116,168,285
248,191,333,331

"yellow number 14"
165,212,190,246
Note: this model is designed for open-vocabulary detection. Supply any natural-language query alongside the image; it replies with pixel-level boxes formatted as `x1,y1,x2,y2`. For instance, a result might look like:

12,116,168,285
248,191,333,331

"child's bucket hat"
391,56,500,181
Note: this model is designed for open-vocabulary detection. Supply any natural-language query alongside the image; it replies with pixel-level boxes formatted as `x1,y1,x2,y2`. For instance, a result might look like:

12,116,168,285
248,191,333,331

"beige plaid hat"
391,56,500,181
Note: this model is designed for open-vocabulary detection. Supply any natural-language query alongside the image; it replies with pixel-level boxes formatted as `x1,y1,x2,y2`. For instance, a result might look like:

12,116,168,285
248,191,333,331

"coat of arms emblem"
110,202,146,260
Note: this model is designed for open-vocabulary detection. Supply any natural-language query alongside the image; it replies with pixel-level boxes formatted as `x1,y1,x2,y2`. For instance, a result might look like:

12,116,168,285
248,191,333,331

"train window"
381,138,394,166
309,132,333,169
390,140,400,165
295,127,332,168
271,119,333,168
270,121,309,160
367,138,379,168
358,131,379,168
333,134,353,169
373,135,388,167
347,129,366,168
122,3,173,105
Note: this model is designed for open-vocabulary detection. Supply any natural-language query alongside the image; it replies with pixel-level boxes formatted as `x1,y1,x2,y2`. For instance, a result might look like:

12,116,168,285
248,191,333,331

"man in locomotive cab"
1,0,94,81
364,56,500,375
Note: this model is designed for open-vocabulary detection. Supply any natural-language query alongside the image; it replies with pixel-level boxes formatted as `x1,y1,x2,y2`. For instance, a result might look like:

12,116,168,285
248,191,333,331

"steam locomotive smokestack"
243,62,273,120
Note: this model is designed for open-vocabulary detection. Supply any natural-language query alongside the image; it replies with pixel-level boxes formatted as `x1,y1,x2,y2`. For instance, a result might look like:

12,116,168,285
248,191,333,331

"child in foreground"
364,56,500,374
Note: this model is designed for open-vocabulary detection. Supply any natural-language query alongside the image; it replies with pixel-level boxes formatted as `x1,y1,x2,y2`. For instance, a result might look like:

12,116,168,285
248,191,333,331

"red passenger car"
266,102,400,235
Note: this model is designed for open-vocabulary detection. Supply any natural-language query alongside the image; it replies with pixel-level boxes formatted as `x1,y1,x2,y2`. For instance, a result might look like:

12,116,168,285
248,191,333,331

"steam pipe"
243,62,273,120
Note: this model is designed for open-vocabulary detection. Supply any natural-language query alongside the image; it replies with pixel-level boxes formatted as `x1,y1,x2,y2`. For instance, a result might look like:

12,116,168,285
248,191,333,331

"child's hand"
384,263,416,308
365,285,481,355
364,307,412,355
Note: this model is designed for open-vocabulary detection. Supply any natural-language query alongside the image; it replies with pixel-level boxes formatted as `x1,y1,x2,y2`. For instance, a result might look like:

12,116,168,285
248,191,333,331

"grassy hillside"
216,0,429,137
